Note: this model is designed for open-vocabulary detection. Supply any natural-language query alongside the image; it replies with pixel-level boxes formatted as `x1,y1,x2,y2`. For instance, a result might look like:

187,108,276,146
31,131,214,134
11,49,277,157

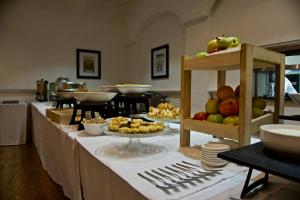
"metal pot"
36,79,48,101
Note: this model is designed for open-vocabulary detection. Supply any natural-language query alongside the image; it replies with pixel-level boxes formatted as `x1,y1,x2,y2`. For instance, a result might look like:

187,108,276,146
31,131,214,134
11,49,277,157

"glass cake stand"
96,127,168,162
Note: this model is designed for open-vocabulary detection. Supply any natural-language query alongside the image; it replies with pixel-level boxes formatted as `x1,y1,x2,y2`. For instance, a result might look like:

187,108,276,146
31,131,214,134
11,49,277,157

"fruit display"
192,85,268,125
108,117,165,133
148,102,180,119
195,35,241,57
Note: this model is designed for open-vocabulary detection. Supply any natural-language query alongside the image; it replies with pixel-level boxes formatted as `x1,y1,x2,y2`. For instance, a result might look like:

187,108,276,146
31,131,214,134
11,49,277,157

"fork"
145,171,177,187
138,173,174,190
152,169,186,184
176,163,219,176
171,164,208,177
182,161,223,172
158,168,194,181
165,166,201,179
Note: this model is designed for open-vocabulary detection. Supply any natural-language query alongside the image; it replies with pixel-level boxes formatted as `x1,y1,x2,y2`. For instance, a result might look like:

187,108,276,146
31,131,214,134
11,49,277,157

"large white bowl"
71,92,117,102
289,93,300,105
260,124,300,155
115,84,152,94
82,122,107,135
98,85,119,93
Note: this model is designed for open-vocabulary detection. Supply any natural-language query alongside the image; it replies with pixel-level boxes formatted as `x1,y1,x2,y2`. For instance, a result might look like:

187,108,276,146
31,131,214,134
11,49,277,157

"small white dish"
82,122,107,136
260,124,300,155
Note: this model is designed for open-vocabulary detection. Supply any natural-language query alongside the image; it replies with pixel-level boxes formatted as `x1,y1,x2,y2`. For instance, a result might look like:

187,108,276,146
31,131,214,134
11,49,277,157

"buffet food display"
108,117,165,134
147,102,180,120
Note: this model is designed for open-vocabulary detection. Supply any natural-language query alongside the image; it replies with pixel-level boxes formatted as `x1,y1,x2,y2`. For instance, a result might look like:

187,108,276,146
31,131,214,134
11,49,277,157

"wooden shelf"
183,45,283,71
180,43,285,147
183,113,273,141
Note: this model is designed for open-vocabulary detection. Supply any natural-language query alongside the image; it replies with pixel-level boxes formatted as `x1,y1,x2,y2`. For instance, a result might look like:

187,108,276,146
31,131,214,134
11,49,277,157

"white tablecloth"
31,102,300,200
31,102,82,200
77,126,261,200
0,103,27,145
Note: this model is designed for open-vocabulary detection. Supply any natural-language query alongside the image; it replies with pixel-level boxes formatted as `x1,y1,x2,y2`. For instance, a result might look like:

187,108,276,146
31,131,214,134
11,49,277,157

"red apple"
218,98,239,116
217,85,235,101
193,112,208,121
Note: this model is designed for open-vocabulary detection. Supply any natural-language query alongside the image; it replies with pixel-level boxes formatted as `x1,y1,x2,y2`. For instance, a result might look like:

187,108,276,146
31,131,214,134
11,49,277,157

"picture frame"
76,49,101,79
151,44,169,79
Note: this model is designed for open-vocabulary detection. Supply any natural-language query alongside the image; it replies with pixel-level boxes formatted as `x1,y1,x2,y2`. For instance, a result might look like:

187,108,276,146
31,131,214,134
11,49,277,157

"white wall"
126,12,185,90
0,0,126,91
125,0,300,112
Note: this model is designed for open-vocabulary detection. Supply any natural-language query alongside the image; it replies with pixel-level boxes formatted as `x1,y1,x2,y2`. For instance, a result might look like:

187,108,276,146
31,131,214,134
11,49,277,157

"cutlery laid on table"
138,161,223,191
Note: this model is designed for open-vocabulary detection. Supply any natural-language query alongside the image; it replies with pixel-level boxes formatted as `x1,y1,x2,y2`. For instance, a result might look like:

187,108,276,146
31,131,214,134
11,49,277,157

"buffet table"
31,102,82,200
0,103,27,145
30,102,300,200
77,131,253,200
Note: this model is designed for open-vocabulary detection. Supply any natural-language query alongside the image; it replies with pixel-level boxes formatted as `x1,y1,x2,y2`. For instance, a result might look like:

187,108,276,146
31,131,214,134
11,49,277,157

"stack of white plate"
201,143,230,167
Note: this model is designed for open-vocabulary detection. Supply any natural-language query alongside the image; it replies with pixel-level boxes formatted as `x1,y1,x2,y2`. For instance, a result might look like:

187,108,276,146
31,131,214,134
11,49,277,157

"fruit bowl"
71,92,117,102
115,84,152,94
289,93,300,105
260,124,300,155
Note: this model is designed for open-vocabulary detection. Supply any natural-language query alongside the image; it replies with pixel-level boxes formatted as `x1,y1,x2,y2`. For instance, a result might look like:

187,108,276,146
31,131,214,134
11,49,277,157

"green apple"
252,107,264,118
207,114,224,123
205,98,219,114
207,37,221,53
227,36,240,48
195,51,208,58
218,37,232,50
223,115,239,125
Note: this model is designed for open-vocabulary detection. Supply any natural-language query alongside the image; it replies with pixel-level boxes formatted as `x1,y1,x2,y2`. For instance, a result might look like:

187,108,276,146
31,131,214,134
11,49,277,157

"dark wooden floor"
0,144,69,200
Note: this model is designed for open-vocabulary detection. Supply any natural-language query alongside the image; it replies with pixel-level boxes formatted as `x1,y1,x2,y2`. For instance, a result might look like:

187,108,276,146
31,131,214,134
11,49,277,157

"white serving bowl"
82,122,107,135
72,92,117,102
98,85,119,93
260,124,300,155
115,84,152,94
289,93,300,105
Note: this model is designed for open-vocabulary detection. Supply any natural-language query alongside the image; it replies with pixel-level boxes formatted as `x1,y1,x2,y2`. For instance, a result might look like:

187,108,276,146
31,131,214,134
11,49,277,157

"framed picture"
77,49,101,79
151,44,169,79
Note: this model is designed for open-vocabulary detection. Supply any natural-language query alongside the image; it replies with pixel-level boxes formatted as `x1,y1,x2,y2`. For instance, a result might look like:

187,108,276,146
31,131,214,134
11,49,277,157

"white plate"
201,143,230,151
260,124,300,155
201,159,227,167
115,84,152,94
71,92,117,102
201,149,230,154
104,126,168,138
201,155,226,163
144,115,180,123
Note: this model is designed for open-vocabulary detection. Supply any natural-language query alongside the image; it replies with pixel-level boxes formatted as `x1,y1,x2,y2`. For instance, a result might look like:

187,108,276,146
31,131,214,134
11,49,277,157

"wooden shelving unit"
180,43,285,147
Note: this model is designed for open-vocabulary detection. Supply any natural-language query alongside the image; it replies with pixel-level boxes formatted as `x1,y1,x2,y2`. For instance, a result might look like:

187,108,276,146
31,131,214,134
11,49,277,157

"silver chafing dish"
53,77,86,100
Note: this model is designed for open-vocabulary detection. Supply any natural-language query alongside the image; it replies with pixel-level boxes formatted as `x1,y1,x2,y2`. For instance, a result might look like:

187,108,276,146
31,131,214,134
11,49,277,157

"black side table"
218,142,300,198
